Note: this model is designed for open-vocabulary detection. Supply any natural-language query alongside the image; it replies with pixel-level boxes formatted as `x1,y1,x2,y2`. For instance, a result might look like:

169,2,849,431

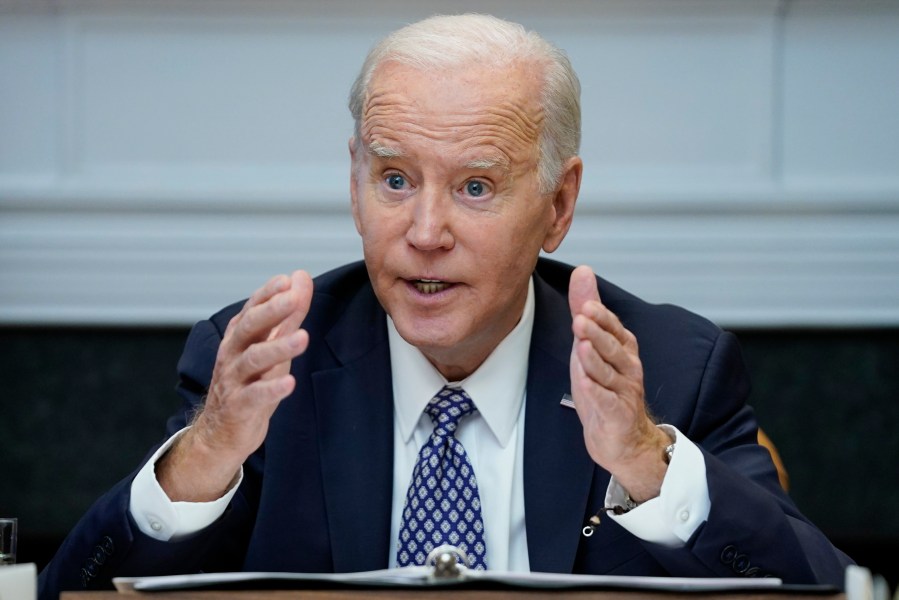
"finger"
242,374,297,410
568,265,600,317
575,298,637,352
224,274,293,348
269,270,314,342
569,348,618,427
236,274,292,322
231,286,305,350
570,345,597,395
573,313,640,379
573,336,621,389
234,329,310,384
572,339,644,427
257,271,313,382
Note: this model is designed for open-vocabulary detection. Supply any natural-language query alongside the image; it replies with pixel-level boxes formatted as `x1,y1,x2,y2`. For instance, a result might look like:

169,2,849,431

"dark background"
2,326,897,587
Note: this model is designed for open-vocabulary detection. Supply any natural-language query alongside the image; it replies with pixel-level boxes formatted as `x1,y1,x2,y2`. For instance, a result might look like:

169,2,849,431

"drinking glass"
0,518,17,566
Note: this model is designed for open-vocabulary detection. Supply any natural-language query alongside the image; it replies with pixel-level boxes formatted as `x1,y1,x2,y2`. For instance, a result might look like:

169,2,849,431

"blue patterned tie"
396,386,488,570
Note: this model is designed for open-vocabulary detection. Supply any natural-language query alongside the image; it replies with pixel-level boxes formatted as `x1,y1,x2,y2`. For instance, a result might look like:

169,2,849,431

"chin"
395,317,461,351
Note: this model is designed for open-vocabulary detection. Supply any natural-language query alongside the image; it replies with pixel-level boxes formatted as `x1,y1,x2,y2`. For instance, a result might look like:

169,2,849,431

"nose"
405,188,455,251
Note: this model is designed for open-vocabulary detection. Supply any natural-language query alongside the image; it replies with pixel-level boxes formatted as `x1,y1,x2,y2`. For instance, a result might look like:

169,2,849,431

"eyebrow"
367,141,403,159
465,156,511,172
367,141,510,172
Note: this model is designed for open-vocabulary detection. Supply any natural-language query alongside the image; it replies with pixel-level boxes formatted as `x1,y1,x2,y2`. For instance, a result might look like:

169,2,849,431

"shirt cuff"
129,426,243,541
605,424,710,547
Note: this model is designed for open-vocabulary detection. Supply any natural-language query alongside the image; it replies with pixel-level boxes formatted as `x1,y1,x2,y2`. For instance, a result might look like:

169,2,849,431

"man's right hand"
157,271,313,502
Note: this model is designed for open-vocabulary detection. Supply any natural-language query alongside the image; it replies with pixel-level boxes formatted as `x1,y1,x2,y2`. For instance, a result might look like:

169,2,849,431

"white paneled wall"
1,0,897,326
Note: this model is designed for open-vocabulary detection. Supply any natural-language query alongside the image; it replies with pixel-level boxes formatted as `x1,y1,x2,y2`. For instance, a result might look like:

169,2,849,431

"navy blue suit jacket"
39,258,852,598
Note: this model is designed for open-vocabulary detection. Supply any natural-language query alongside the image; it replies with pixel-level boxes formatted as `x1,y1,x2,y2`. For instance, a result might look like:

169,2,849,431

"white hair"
348,14,581,194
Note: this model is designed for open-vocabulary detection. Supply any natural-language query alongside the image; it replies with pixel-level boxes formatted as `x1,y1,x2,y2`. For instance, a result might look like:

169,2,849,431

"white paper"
114,567,784,593
0,562,37,600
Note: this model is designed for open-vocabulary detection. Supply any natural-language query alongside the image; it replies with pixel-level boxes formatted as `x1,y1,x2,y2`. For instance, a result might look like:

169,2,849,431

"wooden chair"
758,429,790,491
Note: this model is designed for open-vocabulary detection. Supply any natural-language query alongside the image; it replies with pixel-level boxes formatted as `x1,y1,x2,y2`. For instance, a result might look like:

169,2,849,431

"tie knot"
426,386,476,435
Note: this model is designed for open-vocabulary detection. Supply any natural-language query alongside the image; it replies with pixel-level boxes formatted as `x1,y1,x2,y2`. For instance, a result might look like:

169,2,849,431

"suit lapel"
524,271,598,573
312,285,395,572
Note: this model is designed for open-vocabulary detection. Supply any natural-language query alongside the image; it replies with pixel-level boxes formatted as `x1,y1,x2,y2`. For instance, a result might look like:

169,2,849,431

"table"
62,590,845,600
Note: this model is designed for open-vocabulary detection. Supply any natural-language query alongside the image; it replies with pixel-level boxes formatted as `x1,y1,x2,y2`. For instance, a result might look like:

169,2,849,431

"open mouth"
413,279,450,295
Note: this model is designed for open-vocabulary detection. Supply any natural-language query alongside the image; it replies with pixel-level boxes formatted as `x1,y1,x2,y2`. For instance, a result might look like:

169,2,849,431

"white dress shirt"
130,276,711,562
386,278,535,570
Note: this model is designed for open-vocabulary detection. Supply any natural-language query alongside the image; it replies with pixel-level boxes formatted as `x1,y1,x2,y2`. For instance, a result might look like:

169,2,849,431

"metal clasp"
426,544,468,579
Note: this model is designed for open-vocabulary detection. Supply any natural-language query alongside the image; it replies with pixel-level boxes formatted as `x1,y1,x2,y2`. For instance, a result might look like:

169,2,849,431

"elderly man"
39,14,851,598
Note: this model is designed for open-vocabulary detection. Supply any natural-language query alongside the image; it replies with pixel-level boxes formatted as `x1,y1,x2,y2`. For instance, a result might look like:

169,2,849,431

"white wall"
1,0,897,327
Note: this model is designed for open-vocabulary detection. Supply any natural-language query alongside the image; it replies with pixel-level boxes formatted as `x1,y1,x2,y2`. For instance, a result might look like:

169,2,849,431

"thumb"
568,265,600,317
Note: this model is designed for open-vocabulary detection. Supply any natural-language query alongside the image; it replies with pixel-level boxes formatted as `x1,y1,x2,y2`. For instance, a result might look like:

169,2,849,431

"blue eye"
386,174,406,190
465,180,486,197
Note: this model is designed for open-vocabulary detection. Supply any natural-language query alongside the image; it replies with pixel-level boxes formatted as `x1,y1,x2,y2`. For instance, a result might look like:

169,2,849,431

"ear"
348,136,363,235
542,156,582,253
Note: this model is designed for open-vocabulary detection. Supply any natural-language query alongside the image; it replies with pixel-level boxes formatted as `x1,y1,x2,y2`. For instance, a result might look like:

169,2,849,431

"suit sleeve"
38,317,259,600
641,331,853,587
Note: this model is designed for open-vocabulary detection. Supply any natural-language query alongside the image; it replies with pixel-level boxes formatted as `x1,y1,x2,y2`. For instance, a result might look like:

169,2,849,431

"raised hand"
568,265,671,502
158,271,314,502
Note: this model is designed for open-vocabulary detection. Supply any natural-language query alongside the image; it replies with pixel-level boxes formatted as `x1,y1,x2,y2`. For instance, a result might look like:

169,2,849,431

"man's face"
350,60,578,380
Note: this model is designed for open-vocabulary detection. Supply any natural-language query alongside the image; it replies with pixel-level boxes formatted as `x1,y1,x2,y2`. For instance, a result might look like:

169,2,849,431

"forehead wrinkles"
361,90,544,164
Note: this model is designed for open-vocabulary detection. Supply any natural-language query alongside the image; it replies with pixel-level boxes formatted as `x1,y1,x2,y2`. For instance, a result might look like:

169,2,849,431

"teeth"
414,280,449,294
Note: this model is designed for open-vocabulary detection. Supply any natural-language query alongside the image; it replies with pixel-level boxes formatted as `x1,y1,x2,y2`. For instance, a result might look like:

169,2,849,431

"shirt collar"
388,277,535,448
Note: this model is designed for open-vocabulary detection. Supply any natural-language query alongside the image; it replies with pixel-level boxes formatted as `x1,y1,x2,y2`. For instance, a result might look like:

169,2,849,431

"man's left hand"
568,265,672,503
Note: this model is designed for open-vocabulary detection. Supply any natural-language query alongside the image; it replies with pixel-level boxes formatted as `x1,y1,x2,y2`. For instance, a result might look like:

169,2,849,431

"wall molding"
3,181,899,214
